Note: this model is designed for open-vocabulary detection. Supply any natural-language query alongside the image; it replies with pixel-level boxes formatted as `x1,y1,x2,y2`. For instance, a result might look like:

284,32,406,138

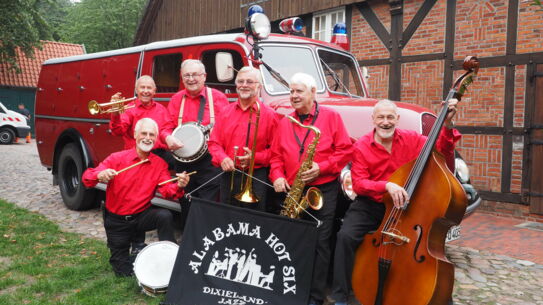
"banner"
164,197,318,305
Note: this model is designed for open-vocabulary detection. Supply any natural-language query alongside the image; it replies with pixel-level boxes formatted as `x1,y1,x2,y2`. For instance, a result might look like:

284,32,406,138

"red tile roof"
0,41,85,88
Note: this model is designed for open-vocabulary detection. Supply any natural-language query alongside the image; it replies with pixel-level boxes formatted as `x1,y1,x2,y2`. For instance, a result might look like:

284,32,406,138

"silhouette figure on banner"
206,247,276,290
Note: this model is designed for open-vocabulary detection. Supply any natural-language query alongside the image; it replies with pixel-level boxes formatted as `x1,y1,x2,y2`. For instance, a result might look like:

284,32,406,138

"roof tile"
0,41,85,88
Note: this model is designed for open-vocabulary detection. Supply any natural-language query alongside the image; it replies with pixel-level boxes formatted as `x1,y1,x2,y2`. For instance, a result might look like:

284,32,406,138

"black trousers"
331,196,385,302
103,206,176,276
175,153,221,229
219,167,269,211
275,180,339,305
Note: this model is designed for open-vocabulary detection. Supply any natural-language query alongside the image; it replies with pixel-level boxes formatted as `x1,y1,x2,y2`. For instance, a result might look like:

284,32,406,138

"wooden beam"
402,0,438,46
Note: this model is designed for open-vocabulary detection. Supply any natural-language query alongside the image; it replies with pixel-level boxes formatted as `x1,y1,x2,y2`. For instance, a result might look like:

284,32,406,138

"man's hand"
443,98,458,127
300,162,320,183
176,172,190,188
97,169,117,183
273,178,291,193
237,147,252,168
110,92,123,116
221,157,235,172
166,135,184,150
385,182,409,209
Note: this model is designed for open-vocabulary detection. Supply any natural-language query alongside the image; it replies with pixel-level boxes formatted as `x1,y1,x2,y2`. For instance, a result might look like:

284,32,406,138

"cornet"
88,97,136,115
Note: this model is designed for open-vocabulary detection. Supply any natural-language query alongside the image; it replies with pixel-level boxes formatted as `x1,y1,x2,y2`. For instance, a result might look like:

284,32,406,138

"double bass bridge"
381,229,410,245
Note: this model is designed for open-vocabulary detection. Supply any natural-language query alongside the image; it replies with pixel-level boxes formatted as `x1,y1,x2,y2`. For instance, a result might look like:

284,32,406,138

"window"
312,7,345,43
318,49,363,97
201,49,244,94
260,45,324,95
152,53,182,93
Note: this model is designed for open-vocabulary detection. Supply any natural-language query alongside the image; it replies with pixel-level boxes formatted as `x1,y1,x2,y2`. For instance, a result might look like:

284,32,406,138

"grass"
0,199,161,305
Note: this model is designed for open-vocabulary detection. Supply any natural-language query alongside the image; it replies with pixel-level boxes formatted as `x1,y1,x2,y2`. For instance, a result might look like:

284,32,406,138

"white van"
0,102,31,144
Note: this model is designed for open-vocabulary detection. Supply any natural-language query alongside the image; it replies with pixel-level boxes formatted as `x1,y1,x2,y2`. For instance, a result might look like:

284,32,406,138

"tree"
0,0,52,73
38,0,73,41
60,0,147,53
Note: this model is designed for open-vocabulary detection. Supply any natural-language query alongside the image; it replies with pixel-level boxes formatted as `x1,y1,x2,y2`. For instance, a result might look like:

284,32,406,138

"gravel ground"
1,142,542,305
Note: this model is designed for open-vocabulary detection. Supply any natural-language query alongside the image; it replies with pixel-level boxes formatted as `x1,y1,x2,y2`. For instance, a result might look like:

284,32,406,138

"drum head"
133,241,179,293
172,124,206,159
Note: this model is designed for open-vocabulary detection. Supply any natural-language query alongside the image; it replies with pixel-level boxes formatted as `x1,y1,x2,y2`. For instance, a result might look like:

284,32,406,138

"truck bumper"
15,126,31,137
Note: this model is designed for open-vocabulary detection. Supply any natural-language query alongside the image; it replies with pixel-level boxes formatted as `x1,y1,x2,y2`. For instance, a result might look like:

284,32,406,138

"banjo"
171,122,213,163
170,87,216,163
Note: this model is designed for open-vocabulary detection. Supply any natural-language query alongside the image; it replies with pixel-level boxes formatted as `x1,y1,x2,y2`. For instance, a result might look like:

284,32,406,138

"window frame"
311,7,346,43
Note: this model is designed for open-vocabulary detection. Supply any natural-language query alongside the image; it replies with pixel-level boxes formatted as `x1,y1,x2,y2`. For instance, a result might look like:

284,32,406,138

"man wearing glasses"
208,66,278,211
161,59,228,225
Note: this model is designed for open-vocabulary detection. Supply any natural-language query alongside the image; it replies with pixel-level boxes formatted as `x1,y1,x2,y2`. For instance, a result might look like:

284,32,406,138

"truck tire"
0,128,15,144
58,143,97,210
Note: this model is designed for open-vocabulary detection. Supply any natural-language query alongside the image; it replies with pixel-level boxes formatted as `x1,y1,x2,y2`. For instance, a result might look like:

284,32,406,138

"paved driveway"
1,142,541,305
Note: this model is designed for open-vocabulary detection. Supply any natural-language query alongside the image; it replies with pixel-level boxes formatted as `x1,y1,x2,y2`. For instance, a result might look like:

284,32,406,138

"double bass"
351,56,479,305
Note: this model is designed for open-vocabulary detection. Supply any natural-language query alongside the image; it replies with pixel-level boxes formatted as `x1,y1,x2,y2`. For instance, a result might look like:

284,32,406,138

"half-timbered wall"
134,0,543,218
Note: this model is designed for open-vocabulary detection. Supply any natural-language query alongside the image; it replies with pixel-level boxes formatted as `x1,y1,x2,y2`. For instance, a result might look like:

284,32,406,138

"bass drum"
133,241,179,296
171,122,210,163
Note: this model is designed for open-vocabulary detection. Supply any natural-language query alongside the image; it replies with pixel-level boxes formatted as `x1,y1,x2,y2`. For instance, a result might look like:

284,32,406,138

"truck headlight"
455,157,470,183
340,169,356,201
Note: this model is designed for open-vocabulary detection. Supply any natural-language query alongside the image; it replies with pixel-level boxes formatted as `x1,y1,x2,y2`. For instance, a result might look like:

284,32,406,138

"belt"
105,209,142,221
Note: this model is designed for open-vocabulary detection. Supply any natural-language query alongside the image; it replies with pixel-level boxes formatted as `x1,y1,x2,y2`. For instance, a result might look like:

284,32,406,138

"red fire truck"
35,8,480,235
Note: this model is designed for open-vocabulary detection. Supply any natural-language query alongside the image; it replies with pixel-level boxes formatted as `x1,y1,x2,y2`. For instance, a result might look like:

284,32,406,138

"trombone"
234,101,261,204
88,97,136,115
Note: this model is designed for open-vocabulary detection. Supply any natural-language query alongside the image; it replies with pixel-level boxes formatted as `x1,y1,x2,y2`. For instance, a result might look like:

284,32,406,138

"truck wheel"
0,128,15,144
58,143,97,210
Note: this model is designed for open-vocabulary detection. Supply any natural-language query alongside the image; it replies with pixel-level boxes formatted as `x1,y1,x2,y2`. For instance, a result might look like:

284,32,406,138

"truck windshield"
317,49,363,97
260,45,324,95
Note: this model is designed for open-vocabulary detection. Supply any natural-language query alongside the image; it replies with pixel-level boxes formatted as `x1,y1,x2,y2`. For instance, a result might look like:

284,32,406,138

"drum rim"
171,123,210,163
134,241,179,290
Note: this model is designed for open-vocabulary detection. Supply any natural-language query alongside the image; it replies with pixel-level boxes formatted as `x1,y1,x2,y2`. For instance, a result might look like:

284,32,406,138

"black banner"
164,198,318,305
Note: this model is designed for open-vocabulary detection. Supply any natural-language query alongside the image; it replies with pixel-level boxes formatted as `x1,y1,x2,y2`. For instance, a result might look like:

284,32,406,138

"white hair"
373,99,398,114
290,72,317,90
181,59,206,74
134,118,158,136
237,66,262,83
135,75,156,88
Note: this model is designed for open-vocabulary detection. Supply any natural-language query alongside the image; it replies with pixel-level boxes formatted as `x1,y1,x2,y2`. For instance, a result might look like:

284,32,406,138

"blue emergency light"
248,5,264,17
333,23,347,35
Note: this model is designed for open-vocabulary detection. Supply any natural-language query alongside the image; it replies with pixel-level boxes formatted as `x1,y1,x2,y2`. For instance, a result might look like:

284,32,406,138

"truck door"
140,48,185,106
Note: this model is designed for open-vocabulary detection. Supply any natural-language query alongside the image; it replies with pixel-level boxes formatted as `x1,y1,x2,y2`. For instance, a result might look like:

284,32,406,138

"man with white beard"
330,99,461,305
82,118,190,276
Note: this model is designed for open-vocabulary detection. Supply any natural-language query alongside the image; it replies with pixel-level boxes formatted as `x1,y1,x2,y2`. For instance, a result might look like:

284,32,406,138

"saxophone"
280,116,323,219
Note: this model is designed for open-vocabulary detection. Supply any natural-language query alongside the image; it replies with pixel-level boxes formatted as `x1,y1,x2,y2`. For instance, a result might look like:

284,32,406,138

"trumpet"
88,97,136,115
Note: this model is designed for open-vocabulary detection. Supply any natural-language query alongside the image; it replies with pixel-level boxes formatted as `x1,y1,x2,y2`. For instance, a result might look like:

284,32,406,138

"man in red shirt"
208,66,278,210
161,59,228,207
330,99,460,305
109,75,173,254
269,72,352,305
83,118,190,277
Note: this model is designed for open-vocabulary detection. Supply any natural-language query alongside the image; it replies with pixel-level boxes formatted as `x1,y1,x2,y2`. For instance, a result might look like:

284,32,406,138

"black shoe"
130,242,147,256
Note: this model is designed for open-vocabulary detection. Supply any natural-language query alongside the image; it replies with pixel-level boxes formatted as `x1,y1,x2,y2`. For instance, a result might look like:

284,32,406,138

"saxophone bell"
304,187,323,210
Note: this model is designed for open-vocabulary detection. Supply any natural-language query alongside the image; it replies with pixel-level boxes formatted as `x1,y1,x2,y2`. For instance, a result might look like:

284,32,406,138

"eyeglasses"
182,73,205,80
235,79,258,85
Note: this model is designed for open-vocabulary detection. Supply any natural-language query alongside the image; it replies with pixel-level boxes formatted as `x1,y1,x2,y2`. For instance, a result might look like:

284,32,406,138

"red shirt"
208,100,279,169
269,103,353,186
161,86,229,142
351,127,461,202
82,149,184,215
109,99,169,150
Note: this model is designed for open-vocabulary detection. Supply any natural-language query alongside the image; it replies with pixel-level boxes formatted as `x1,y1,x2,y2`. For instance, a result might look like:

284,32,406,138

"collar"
235,99,260,112
183,86,207,99
294,102,317,122
127,147,152,162
135,98,155,109
370,128,402,147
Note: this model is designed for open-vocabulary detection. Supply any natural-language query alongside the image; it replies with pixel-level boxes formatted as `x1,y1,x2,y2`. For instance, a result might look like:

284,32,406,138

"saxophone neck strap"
293,102,319,160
